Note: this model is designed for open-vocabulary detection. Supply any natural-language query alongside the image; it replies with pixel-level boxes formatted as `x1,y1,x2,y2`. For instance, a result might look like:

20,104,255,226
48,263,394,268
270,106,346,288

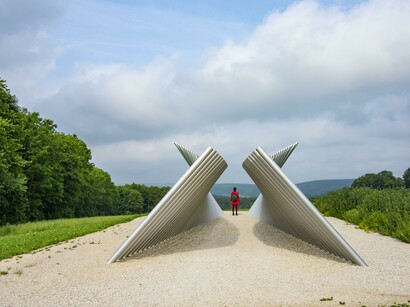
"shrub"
313,187,410,243
343,209,361,225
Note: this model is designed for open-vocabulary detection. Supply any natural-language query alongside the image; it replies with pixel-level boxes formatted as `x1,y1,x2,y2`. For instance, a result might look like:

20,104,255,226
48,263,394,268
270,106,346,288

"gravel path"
1,212,409,306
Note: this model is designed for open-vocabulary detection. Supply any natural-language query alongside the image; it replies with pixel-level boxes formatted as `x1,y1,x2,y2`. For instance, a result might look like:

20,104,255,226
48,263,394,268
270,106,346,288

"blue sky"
1,0,409,185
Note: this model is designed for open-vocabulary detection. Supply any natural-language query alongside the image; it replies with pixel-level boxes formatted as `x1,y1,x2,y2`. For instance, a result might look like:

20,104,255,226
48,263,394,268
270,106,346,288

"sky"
1,0,409,186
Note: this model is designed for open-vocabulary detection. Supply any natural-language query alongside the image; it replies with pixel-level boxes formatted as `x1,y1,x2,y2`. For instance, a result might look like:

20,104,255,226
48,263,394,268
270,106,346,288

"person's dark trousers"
232,204,238,215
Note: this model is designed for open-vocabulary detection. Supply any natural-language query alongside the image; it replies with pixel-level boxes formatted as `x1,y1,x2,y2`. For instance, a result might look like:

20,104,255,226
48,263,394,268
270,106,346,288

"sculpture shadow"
253,221,349,265
123,217,239,261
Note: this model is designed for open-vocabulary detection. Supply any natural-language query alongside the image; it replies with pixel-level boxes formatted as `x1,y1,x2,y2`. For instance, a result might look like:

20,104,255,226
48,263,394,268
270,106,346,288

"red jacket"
230,191,240,205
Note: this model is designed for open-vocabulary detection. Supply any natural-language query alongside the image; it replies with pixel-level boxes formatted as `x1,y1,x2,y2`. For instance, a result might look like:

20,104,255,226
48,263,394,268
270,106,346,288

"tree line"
352,169,409,189
313,169,410,243
0,80,170,226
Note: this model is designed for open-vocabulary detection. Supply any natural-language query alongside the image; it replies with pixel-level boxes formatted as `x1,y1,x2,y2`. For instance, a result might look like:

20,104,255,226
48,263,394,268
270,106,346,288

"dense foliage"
116,184,170,214
313,186,410,243
0,80,169,226
404,168,410,188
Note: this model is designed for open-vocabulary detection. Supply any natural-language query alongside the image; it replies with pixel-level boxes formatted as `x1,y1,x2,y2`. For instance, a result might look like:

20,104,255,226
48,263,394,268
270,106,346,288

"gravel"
1,212,409,306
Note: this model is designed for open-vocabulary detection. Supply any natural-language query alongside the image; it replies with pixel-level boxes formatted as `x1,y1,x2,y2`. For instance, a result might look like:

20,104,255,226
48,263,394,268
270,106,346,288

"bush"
394,220,410,243
343,209,361,225
313,187,410,243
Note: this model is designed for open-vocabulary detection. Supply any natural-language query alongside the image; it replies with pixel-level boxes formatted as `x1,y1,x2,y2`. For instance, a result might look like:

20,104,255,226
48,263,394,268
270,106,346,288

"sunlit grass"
0,214,144,260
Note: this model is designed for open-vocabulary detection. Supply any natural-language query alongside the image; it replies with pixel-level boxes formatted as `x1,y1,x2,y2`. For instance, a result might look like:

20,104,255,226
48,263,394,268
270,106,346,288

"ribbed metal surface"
243,147,367,266
173,143,224,221
271,142,298,167
249,142,298,217
108,147,227,263
175,142,199,166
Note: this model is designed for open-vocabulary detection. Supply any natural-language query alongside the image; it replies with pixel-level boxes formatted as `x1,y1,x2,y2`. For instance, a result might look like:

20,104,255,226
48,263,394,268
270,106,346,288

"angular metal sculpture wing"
249,142,298,218
243,147,367,266
271,142,298,167
174,142,224,222
175,142,200,166
108,147,227,263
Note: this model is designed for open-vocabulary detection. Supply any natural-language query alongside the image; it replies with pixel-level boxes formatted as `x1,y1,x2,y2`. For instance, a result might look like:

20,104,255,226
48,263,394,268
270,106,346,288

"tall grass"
313,188,410,243
0,214,144,260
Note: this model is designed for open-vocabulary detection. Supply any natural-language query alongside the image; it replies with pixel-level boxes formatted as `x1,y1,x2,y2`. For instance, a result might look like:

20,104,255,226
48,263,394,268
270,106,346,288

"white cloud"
3,0,410,184
44,0,410,132
89,105,409,184
202,0,410,112
0,0,66,102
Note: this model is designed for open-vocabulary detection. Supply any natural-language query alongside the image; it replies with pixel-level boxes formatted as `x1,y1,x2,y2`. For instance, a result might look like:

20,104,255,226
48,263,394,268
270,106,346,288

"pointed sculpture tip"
270,142,299,168
174,142,200,166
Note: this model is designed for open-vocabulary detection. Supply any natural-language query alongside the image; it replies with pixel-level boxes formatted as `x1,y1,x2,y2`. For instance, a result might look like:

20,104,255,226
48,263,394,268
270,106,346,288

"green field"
0,214,144,261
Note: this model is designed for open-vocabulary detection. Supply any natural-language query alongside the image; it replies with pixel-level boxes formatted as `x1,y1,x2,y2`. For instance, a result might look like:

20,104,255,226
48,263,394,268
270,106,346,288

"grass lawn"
0,214,144,261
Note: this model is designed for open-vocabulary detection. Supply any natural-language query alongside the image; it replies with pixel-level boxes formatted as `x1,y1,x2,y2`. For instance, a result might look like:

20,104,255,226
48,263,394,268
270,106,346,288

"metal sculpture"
243,146,367,266
248,142,298,219
108,146,227,263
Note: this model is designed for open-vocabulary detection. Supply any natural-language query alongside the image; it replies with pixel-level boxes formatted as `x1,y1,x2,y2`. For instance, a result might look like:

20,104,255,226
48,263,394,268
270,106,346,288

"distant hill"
211,179,354,198
295,179,354,197
211,183,260,197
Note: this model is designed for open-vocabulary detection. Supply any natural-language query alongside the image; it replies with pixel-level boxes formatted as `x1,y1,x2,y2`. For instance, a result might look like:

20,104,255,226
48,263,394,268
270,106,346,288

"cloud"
89,104,410,184
202,0,410,114
5,0,410,183
0,0,66,101
43,0,410,131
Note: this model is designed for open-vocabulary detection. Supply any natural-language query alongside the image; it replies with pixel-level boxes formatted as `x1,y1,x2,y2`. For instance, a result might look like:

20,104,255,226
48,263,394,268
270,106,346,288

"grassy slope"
0,214,144,261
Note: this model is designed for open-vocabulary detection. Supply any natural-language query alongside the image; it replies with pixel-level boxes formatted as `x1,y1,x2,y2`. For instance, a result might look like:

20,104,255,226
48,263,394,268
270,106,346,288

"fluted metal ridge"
108,147,227,263
243,147,366,266
174,142,200,166
249,142,298,217
271,142,298,167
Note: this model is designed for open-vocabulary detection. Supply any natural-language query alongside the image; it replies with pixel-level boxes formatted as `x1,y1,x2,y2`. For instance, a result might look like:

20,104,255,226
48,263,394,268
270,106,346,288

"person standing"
230,187,240,216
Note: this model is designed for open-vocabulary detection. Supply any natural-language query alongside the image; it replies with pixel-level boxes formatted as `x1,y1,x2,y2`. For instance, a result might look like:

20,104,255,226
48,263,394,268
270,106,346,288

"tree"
115,186,144,215
83,167,117,216
20,111,62,221
0,80,28,224
0,118,28,224
377,171,402,189
48,133,93,218
352,171,404,189
128,184,170,212
404,168,410,189
0,80,19,112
